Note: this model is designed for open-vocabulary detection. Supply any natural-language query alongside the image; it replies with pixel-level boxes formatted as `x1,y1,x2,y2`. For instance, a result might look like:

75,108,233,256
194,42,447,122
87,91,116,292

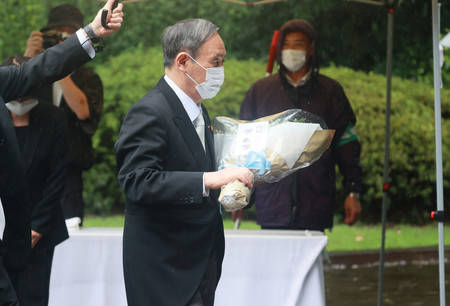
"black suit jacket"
115,78,224,306
0,103,30,271
19,103,69,249
0,34,90,270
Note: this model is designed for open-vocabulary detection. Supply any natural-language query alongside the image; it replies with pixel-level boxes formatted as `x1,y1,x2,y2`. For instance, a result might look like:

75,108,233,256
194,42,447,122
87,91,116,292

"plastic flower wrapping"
213,109,335,212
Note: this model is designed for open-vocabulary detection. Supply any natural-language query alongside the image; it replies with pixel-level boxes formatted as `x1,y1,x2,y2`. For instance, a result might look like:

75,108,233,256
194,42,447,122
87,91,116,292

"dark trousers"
17,245,54,306
0,257,19,306
261,226,291,230
186,252,217,306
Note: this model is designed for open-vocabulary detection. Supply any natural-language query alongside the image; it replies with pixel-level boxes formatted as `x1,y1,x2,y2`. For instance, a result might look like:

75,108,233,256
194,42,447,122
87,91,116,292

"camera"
42,30,70,49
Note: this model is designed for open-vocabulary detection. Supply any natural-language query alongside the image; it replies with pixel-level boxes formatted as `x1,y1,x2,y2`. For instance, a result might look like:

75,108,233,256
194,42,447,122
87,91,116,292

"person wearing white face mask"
2,55,69,306
5,99,39,117
0,1,124,303
115,19,253,306
184,53,225,100
238,19,363,233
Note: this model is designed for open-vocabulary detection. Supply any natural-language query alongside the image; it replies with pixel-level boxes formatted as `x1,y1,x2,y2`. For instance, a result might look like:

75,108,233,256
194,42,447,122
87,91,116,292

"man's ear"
175,52,189,72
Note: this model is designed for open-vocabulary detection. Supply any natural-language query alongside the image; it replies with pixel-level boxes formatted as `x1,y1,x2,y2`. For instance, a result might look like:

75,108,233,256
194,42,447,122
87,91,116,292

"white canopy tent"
336,1,446,305
430,1,445,306
338,1,446,305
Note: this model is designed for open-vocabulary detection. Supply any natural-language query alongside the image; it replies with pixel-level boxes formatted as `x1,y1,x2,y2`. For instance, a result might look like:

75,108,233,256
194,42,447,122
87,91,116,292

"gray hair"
162,19,220,67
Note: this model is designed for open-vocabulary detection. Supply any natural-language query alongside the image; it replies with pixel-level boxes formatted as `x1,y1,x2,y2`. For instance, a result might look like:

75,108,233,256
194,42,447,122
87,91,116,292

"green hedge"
3,0,450,84
83,47,450,223
328,67,450,223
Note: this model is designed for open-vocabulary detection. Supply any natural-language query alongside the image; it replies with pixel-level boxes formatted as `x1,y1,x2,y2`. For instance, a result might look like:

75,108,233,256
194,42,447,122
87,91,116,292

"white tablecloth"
49,228,327,306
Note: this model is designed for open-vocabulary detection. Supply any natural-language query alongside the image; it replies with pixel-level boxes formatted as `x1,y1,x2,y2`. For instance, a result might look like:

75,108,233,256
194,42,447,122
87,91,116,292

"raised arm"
0,0,123,101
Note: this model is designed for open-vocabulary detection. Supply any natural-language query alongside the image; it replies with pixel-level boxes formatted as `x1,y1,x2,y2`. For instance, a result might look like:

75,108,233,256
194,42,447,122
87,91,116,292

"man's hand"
31,230,43,248
204,167,254,190
24,31,44,58
343,195,362,226
90,0,124,38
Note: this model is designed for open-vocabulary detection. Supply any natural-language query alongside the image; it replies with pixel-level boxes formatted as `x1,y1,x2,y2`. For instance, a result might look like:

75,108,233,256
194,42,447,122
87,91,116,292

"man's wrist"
76,29,96,59
84,24,101,43
83,25,104,52
202,173,210,197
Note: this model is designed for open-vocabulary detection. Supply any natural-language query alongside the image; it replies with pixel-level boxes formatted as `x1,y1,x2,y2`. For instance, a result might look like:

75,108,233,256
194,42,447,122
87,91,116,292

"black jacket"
0,34,90,270
240,72,363,230
115,78,224,306
17,103,69,248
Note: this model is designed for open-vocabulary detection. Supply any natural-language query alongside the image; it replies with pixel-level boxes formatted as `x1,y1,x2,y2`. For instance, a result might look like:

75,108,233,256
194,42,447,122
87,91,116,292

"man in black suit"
2,54,70,306
115,19,254,306
0,1,123,303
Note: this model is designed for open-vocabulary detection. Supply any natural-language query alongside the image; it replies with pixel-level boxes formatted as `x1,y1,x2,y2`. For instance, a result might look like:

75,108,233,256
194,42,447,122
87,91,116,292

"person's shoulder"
127,82,167,116
251,73,280,89
74,66,99,78
316,73,344,91
71,67,102,87
119,85,170,136
139,82,166,105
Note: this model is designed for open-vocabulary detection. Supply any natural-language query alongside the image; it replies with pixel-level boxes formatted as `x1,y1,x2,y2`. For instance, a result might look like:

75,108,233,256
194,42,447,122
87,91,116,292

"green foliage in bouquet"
84,47,450,224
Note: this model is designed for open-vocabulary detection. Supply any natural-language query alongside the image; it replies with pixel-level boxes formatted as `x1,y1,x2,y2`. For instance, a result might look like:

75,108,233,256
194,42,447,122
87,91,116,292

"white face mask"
281,49,307,72
185,54,225,100
6,98,38,116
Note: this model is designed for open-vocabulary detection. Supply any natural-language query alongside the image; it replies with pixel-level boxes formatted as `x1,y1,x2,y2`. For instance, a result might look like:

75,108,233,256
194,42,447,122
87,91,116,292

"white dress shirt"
0,197,5,239
164,75,209,197
76,29,96,59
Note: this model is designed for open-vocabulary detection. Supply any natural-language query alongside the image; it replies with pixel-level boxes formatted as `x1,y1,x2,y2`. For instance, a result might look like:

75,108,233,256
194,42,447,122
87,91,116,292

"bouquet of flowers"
214,109,335,212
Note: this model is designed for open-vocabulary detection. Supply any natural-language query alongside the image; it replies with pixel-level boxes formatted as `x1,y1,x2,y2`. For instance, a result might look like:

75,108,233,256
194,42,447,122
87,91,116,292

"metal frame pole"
431,1,446,305
376,6,394,306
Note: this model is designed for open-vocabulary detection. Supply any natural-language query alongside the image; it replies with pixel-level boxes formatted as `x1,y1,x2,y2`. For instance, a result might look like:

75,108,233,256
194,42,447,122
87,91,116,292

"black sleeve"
331,84,363,194
336,141,363,194
115,99,204,206
0,104,31,271
31,110,68,235
0,34,90,102
239,84,258,120
72,70,104,135
329,83,356,143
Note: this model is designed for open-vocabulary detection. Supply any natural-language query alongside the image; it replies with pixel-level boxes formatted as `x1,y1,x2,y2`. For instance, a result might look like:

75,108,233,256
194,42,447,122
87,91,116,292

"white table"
49,228,327,306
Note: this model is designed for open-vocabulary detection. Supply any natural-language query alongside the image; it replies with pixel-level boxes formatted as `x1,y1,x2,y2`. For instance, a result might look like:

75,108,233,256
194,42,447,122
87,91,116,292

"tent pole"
377,5,394,306
431,1,446,306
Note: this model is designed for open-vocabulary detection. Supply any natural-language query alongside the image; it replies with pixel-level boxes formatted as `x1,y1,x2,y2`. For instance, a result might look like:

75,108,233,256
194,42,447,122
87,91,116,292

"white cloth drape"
215,231,327,306
49,228,327,306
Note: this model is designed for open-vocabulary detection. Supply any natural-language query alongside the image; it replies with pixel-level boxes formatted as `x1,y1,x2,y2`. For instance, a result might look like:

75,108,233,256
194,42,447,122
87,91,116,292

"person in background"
2,55,69,306
0,0,123,304
24,4,104,224
237,19,363,231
